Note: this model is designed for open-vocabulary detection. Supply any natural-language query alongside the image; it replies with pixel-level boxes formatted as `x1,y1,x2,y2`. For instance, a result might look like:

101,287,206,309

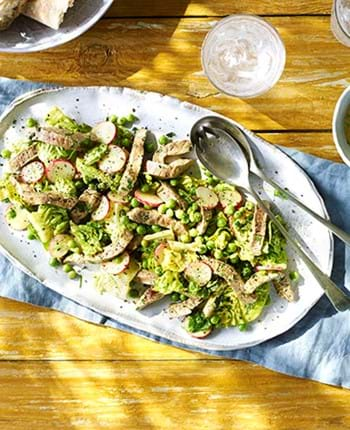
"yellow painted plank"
107,0,332,17
0,360,348,430
0,298,202,360
0,17,346,132
259,132,341,161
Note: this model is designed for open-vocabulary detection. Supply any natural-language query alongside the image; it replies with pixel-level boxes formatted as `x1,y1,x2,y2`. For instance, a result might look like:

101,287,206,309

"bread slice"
23,0,75,30
0,0,30,30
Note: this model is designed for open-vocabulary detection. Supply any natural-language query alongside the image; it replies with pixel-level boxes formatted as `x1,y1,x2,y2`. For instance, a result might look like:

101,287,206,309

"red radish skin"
134,190,163,208
91,121,117,145
99,145,128,174
155,242,167,260
20,161,45,184
91,196,111,221
102,252,130,274
46,159,76,183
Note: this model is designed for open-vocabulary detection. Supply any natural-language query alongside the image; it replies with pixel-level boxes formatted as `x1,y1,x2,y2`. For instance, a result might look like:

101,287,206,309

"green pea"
126,113,138,123
213,249,223,259
143,205,152,210
171,292,180,302
118,116,128,126
217,218,227,228
170,179,178,187
136,225,147,235
130,222,138,230
141,183,150,193
238,323,247,332
26,118,38,128
166,208,174,218
246,201,254,210
151,225,162,232
189,228,198,237
27,232,36,240
167,198,177,209
142,260,148,269
198,245,207,255
225,204,235,216
1,149,11,159
49,257,60,268
145,142,156,153
210,315,220,325
227,242,237,253
180,233,191,243
190,212,202,223
109,114,118,124
158,204,167,214
127,288,138,299
122,138,131,147
175,209,184,220
181,214,190,224
68,270,78,279
180,294,187,301
120,215,129,226
158,135,170,145
206,240,215,250
68,239,77,249
191,202,199,211
155,266,163,276
63,264,73,273
131,197,140,208
229,254,239,264
207,177,216,186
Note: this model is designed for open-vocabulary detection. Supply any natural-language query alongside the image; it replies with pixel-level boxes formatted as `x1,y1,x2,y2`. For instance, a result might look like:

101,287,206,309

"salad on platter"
0,107,298,338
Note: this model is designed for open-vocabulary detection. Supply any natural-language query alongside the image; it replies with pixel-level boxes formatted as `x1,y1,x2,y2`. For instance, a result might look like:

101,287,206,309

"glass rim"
334,0,350,38
201,14,286,98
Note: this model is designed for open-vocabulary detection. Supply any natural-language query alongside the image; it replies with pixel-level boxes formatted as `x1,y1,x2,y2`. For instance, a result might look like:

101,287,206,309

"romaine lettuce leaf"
45,107,91,133
27,204,69,244
70,221,105,256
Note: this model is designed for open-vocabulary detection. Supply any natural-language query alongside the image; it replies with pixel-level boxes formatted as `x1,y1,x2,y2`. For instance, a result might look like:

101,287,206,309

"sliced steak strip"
88,230,134,263
273,274,295,302
153,139,192,164
117,128,147,198
135,269,157,286
9,146,38,172
167,297,202,319
34,127,90,150
127,207,187,237
71,189,102,224
250,205,268,256
146,159,193,179
136,288,165,310
196,207,212,235
244,271,282,295
157,181,187,209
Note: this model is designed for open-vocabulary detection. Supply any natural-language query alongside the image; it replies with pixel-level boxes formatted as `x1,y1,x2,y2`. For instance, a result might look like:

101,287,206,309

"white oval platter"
0,86,333,351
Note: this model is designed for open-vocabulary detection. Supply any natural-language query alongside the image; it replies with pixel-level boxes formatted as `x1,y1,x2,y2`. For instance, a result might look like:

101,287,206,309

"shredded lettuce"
27,205,69,244
53,177,77,197
76,158,118,191
70,221,105,256
45,107,91,133
83,144,108,166
153,271,185,295
37,142,76,165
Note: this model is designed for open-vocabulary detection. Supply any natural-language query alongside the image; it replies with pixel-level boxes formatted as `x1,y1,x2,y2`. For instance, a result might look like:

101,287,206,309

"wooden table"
0,1,349,429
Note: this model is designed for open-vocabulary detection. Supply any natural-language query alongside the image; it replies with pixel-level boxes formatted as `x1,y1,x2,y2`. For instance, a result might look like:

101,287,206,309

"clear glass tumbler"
201,15,286,98
331,0,350,47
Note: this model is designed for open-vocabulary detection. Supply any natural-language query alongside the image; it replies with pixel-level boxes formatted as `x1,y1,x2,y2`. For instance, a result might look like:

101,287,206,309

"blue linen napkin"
0,78,349,388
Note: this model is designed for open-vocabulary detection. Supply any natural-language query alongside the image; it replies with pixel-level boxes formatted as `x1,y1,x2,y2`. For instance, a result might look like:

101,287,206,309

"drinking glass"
331,0,350,47
201,15,286,98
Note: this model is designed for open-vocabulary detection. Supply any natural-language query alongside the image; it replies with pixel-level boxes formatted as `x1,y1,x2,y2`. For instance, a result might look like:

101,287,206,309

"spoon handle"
257,170,350,247
251,189,350,312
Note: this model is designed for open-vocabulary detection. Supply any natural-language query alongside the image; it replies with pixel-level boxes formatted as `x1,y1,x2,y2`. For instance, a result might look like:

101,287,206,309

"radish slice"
98,145,128,174
183,317,212,339
5,206,29,231
218,189,243,209
184,261,212,286
91,121,117,144
196,186,219,209
134,190,163,208
155,242,167,260
102,252,130,274
46,159,76,183
91,195,110,221
49,234,74,259
20,161,45,184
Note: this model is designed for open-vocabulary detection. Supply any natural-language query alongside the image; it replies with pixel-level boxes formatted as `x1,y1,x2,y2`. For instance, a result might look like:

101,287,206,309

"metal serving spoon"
191,121,350,312
192,115,350,247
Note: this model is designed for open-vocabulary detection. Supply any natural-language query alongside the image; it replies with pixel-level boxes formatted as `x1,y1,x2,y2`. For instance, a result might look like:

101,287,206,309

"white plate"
0,0,113,53
0,86,333,351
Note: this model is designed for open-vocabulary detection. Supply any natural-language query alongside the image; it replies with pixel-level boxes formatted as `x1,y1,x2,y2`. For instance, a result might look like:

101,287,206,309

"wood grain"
107,0,332,17
0,17,347,134
0,360,349,430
